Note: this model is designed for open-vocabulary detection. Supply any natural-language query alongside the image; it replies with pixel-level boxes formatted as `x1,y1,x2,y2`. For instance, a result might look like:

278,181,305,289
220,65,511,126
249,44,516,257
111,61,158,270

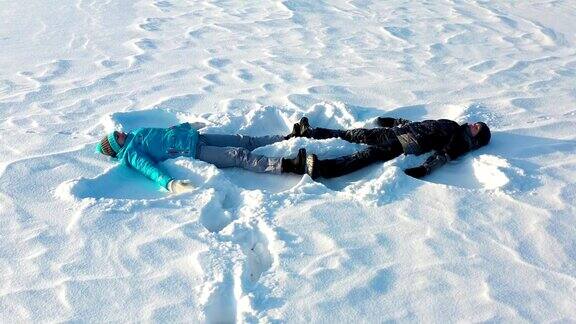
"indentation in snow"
472,155,514,189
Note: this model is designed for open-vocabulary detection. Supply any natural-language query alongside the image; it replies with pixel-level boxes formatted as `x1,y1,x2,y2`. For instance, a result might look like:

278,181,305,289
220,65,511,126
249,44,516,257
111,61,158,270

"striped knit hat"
96,132,122,158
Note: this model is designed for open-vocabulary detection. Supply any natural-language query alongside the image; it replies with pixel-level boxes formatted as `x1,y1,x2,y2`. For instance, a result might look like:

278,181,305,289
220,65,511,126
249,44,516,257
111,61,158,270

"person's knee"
230,148,251,164
346,129,364,140
363,146,400,161
359,146,381,158
246,136,258,150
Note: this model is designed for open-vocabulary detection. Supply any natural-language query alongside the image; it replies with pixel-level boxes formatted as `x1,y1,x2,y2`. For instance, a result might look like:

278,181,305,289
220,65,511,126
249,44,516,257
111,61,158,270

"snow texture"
1,0,576,322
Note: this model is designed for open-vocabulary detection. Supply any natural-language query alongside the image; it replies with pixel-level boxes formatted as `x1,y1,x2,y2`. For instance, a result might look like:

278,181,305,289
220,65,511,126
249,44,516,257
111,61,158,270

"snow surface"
1,0,576,322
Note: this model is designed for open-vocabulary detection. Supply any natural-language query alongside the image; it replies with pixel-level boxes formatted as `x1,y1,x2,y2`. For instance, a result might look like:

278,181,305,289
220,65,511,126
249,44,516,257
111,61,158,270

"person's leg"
311,127,398,146
196,145,282,173
196,145,307,175
198,134,285,151
290,117,399,146
312,144,403,178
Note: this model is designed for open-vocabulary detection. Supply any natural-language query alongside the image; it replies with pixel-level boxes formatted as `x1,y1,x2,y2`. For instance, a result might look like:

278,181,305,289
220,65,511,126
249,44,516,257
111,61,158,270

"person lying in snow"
96,122,307,194
286,116,491,179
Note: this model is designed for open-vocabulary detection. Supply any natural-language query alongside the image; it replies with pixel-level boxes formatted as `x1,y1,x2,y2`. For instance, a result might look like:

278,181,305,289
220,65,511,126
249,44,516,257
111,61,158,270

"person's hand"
404,166,428,179
168,180,194,194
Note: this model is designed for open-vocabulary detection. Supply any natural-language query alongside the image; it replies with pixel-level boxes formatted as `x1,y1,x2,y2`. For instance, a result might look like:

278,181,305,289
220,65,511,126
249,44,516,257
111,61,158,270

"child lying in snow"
96,117,491,193
287,116,491,179
96,122,307,193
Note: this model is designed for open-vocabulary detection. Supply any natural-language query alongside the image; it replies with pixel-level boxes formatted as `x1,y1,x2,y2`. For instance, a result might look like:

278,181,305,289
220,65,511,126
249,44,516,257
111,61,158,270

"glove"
167,180,194,194
404,166,428,179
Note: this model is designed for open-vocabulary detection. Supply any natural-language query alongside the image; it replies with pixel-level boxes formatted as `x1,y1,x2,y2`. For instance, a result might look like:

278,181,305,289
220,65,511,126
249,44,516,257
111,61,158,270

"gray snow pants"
195,134,285,173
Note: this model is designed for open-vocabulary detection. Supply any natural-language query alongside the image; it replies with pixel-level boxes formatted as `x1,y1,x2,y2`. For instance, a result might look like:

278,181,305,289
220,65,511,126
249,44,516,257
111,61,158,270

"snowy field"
1,0,576,322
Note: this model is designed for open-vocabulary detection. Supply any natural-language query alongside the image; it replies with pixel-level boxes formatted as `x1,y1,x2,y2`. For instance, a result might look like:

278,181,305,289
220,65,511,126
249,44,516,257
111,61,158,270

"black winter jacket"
385,118,475,175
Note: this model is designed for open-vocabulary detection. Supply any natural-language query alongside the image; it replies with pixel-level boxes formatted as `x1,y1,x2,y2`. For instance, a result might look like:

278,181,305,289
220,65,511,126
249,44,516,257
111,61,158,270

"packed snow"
1,0,576,322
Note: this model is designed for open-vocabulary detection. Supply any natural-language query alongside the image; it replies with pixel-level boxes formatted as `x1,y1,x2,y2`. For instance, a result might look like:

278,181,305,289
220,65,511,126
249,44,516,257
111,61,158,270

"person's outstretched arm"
125,149,174,190
404,130,472,178
126,150,195,193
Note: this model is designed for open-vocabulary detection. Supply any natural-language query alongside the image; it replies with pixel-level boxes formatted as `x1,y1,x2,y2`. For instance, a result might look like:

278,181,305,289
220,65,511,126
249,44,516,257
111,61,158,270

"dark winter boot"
376,117,397,128
305,153,319,179
298,117,312,137
376,117,411,128
284,123,301,140
281,148,307,174
285,117,313,139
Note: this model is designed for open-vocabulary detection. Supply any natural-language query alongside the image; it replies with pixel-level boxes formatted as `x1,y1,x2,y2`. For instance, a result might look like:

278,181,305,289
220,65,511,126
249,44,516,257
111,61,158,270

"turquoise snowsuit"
116,122,199,189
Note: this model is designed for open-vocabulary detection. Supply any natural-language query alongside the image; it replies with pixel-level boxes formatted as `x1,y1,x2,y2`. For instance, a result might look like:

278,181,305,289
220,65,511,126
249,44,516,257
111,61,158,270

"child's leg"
292,117,400,146
198,134,285,150
196,145,282,173
311,127,399,146
315,144,402,178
